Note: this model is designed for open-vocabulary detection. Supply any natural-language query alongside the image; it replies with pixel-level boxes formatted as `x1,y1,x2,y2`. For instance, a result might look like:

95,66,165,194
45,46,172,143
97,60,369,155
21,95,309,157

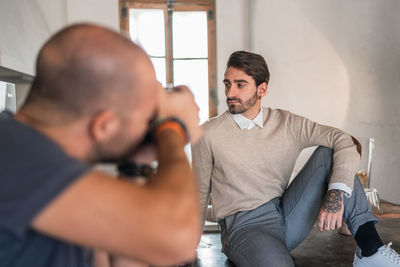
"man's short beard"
228,90,259,114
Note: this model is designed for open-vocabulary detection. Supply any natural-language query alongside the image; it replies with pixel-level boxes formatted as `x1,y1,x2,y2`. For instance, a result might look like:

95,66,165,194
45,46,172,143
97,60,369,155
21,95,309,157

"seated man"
191,51,400,267
0,24,203,267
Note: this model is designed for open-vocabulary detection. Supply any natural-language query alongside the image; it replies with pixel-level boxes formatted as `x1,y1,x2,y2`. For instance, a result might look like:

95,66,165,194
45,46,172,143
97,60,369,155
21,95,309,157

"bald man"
0,24,202,267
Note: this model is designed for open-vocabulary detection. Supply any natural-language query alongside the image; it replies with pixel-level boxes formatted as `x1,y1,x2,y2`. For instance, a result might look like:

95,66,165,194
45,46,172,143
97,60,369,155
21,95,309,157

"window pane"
174,59,209,123
129,9,165,57
173,11,208,58
150,57,166,87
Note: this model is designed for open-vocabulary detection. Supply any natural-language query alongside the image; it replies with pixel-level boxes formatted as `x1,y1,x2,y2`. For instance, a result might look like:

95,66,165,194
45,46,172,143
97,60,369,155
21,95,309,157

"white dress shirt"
231,108,264,130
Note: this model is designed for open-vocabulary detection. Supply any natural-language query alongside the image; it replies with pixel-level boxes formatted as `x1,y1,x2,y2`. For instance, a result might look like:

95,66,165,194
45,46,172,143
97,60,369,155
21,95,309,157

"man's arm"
288,112,361,231
288,112,361,194
31,129,201,266
32,87,203,266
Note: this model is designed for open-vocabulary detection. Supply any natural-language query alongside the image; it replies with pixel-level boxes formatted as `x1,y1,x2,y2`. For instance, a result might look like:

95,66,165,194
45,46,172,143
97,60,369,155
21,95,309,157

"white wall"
0,0,54,75
0,0,119,77
67,0,119,31
0,0,119,107
216,0,400,203
216,0,253,113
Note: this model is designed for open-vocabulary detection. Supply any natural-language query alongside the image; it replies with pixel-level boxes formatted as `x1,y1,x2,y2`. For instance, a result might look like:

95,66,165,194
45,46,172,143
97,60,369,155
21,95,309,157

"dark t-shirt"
0,112,90,267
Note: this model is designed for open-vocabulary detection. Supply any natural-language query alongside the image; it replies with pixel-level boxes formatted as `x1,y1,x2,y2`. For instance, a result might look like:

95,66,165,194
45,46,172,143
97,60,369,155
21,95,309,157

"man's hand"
120,143,157,185
158,85,203,144
317,189,345,231
128,143,157,165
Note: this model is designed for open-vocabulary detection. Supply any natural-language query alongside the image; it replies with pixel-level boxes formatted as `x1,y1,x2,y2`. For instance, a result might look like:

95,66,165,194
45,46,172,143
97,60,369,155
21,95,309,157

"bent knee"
312,146,333,169
314,146,333,157
227,230,294,267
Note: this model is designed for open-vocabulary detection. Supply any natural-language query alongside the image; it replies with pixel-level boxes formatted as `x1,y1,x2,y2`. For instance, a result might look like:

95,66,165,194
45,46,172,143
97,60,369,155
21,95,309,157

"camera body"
117,124,158,178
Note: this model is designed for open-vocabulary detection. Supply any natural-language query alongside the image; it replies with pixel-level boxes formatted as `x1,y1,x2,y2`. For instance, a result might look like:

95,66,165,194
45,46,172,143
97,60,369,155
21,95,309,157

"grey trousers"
218,147,378,267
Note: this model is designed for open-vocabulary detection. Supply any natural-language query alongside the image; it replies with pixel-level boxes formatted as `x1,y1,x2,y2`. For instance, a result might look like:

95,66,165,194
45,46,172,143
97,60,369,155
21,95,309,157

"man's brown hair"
226,51,270,86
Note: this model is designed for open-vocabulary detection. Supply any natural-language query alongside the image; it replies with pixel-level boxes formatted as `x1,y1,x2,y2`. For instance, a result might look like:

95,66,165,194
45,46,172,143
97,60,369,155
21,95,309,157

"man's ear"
258,82,268,98
89,111,121,142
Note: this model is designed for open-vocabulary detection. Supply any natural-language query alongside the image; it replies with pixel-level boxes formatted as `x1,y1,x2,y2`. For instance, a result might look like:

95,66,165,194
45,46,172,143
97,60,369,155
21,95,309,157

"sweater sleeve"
191,133,214,227
287,112,360,190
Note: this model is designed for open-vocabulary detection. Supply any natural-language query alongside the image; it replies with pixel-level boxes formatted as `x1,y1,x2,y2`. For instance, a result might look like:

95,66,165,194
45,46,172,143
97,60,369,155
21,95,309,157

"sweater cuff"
328,182,352,198
330,167,356,193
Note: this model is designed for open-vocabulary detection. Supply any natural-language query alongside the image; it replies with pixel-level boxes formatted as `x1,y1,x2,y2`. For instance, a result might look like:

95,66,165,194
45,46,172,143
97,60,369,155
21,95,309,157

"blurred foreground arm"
31,87,202,266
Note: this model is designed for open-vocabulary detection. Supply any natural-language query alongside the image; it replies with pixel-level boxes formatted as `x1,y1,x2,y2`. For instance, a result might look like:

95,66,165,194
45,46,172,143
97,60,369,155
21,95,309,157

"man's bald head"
24,23,150,120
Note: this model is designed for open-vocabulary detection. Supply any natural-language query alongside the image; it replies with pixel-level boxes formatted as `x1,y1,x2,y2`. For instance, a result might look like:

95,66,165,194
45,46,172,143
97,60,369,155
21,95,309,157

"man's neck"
240,103,261,120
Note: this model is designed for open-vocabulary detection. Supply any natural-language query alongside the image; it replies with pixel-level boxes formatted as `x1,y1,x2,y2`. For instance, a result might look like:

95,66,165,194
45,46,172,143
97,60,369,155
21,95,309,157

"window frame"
119,0,217,118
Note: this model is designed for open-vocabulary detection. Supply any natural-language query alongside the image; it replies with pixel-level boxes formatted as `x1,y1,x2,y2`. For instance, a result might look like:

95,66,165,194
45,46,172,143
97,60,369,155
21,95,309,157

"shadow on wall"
254,0,400,203
292,0,400,203
256,0,351,129
254,0,352,180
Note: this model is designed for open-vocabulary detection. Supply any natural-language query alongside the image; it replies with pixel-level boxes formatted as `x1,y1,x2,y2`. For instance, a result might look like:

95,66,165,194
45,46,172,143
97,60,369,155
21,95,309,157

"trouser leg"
225,228,294,267
219,146,334,266
342,175,378,235
218,146,378,266
219,199,294,267
282,146,378,251
282,146,332,250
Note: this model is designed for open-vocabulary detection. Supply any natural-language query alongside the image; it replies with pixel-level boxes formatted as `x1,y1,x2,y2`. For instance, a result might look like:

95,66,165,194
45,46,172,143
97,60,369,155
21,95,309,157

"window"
119,0,217,123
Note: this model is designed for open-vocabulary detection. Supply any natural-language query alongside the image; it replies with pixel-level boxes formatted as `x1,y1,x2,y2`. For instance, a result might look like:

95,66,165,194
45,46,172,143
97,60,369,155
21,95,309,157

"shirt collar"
231,108,264,130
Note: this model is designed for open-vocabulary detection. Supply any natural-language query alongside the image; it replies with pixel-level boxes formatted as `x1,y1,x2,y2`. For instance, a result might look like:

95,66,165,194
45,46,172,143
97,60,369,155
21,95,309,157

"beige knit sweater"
191,107,360,222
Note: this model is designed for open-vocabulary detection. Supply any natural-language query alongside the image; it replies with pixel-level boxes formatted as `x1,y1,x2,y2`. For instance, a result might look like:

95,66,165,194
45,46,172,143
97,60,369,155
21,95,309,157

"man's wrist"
327,188,345,195
328,182,352,198
322,189,344,213
151,117,189,143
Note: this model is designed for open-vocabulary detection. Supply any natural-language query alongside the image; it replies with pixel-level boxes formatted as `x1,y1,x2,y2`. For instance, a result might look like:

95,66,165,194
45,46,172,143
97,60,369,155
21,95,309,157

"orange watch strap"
155,121,187,143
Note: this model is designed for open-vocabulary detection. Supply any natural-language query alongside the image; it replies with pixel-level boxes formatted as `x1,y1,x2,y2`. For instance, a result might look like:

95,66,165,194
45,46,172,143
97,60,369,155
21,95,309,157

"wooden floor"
194,218,400,267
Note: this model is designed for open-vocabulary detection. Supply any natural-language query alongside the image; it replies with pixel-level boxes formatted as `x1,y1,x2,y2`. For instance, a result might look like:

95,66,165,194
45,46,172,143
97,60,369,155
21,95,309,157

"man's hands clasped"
122,84,203,177
158,85,203,144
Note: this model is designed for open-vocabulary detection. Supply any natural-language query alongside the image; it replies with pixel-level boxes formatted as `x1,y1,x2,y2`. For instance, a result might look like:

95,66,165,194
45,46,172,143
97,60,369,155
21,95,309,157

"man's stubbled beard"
227,90,258,114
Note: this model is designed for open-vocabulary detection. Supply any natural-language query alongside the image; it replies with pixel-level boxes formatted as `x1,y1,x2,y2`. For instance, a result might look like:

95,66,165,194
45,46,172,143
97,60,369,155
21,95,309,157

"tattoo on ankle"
322,189,343,213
